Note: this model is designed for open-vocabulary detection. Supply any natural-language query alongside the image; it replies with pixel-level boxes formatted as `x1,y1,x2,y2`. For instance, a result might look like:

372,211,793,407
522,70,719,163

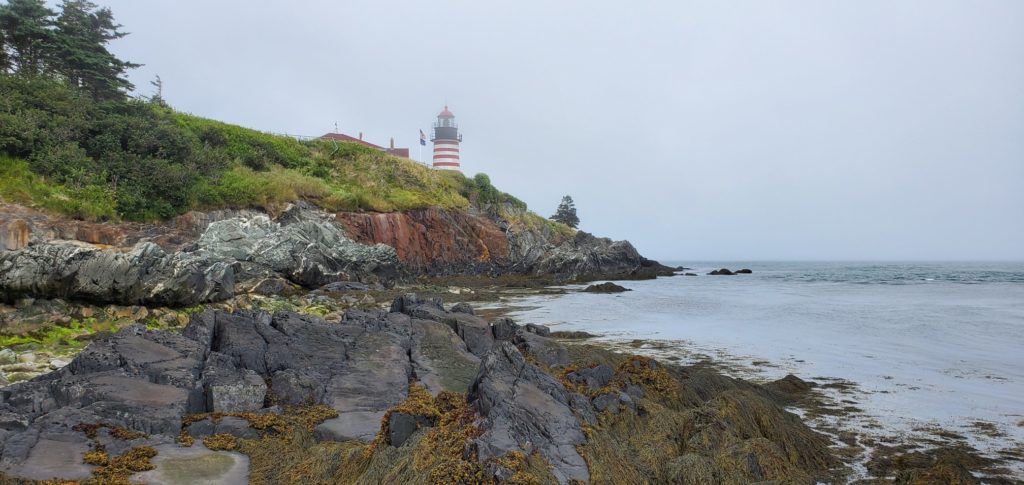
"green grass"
0,75,541,222
0,318,109,351
0,156,118,220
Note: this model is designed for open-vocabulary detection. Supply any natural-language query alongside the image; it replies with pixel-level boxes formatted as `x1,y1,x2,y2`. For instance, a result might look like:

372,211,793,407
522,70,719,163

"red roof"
438,105,454,119
319,133,385,150
318,133,411,159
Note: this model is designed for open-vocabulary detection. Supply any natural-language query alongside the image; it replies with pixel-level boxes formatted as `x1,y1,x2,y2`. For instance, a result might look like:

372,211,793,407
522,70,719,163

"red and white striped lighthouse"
431,105,462,170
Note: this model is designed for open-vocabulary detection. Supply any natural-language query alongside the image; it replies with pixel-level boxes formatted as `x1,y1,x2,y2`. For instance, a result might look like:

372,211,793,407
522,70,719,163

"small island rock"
582,282,631,293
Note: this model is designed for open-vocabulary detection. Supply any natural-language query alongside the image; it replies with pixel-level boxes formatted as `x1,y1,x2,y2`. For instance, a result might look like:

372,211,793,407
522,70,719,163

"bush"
0,156,118,220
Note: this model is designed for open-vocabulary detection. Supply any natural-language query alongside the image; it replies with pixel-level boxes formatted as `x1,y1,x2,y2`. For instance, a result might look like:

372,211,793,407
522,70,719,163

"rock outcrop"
469,342,589,483
2,200,670,305
335,208,511,274
0,295,838,483
582,282,631,293
533,231,672,282
0,204,400,305
338,205,674,283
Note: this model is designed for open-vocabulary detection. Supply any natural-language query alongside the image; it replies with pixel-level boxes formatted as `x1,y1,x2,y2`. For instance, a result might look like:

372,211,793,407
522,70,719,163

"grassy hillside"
0,75,530,222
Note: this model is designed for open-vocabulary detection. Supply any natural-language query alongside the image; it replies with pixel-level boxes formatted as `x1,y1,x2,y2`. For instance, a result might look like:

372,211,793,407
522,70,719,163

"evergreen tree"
149,74,165,106
550,195,579,228
0,0,56,75
0,25,9,72
52,0,138,99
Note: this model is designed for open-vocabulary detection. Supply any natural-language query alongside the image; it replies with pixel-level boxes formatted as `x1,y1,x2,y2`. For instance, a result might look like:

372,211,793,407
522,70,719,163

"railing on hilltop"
268,132,432,167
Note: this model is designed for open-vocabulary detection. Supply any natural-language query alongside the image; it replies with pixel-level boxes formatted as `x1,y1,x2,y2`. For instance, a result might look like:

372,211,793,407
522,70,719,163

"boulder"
491,318,519,341
582,282,631,293
524,323,551,337
0,348,17,365
708,268,735,276
565,364,614,391
387,412,433,447
592,391,636,415
736,268,753,274
449,301,475,315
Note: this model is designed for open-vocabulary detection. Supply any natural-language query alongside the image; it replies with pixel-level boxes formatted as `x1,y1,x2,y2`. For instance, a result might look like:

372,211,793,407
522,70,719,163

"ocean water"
502,262,1024,464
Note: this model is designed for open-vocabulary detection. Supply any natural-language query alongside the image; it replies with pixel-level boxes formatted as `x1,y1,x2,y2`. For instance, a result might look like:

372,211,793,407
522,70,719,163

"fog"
100,0,1024,261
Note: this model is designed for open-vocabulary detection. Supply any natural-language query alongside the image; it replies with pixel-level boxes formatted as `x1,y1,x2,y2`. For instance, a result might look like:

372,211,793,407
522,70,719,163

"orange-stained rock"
1,218,30,251
336,208,511,272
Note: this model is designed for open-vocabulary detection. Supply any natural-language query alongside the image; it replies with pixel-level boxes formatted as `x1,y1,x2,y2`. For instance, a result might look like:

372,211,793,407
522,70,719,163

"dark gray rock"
582,282,630,293
387,412,433,447
449,301,475,315
529,231,673,282
624,383,645,399
214,416,261,440
491,318,519,341
0,294,602,482
468,342,588,484
523,323,551,337
202,353,267,413
708,268,735,275
592,392,620,414
592,392,636,415
566,364,614,391
736,268,753,274
443,313,495,358
569,393,598,426
515,331,570,368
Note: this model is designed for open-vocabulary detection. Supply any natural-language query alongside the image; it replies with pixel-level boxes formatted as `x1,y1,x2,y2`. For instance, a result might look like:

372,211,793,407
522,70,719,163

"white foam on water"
501,262,1024,478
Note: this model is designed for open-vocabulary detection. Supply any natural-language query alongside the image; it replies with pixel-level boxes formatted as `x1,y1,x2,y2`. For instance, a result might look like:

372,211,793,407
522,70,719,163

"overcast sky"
99,0,1023,261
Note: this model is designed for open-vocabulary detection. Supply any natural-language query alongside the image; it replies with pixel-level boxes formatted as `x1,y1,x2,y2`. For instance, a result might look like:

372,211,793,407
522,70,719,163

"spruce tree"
550,195,580,228
0,26,9,72
0,0,56,75
52,0,138,99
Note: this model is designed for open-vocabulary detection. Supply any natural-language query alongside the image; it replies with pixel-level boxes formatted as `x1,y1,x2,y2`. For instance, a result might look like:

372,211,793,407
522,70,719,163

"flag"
419,129,427,146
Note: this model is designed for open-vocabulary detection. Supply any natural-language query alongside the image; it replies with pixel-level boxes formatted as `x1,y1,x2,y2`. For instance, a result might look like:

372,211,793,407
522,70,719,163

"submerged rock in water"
708,268,736,275
582,282,631,293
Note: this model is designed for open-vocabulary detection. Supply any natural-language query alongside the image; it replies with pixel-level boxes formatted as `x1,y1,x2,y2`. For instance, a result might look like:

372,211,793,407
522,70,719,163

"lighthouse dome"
438,106,455,119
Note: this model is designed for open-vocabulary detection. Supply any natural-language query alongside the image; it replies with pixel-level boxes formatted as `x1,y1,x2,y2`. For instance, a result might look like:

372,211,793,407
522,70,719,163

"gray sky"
101,1,1024,261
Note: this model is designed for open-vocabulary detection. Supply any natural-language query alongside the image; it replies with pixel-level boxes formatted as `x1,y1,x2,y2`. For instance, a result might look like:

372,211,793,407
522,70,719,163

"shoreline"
482,280,1024,482
1,276,1021,482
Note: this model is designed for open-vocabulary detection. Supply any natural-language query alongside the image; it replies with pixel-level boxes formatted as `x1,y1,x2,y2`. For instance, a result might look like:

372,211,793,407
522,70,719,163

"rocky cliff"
336,204,672,281
0,203,400,306
1,202,672,306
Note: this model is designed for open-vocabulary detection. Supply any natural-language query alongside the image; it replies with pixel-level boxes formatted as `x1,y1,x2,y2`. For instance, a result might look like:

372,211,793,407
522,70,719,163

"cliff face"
335,208,512,273
0,203,400,306
0,201,670,305
336,205,671,282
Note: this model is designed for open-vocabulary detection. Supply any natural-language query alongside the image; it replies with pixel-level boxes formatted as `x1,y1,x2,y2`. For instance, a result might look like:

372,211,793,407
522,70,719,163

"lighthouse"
431,105,462,170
